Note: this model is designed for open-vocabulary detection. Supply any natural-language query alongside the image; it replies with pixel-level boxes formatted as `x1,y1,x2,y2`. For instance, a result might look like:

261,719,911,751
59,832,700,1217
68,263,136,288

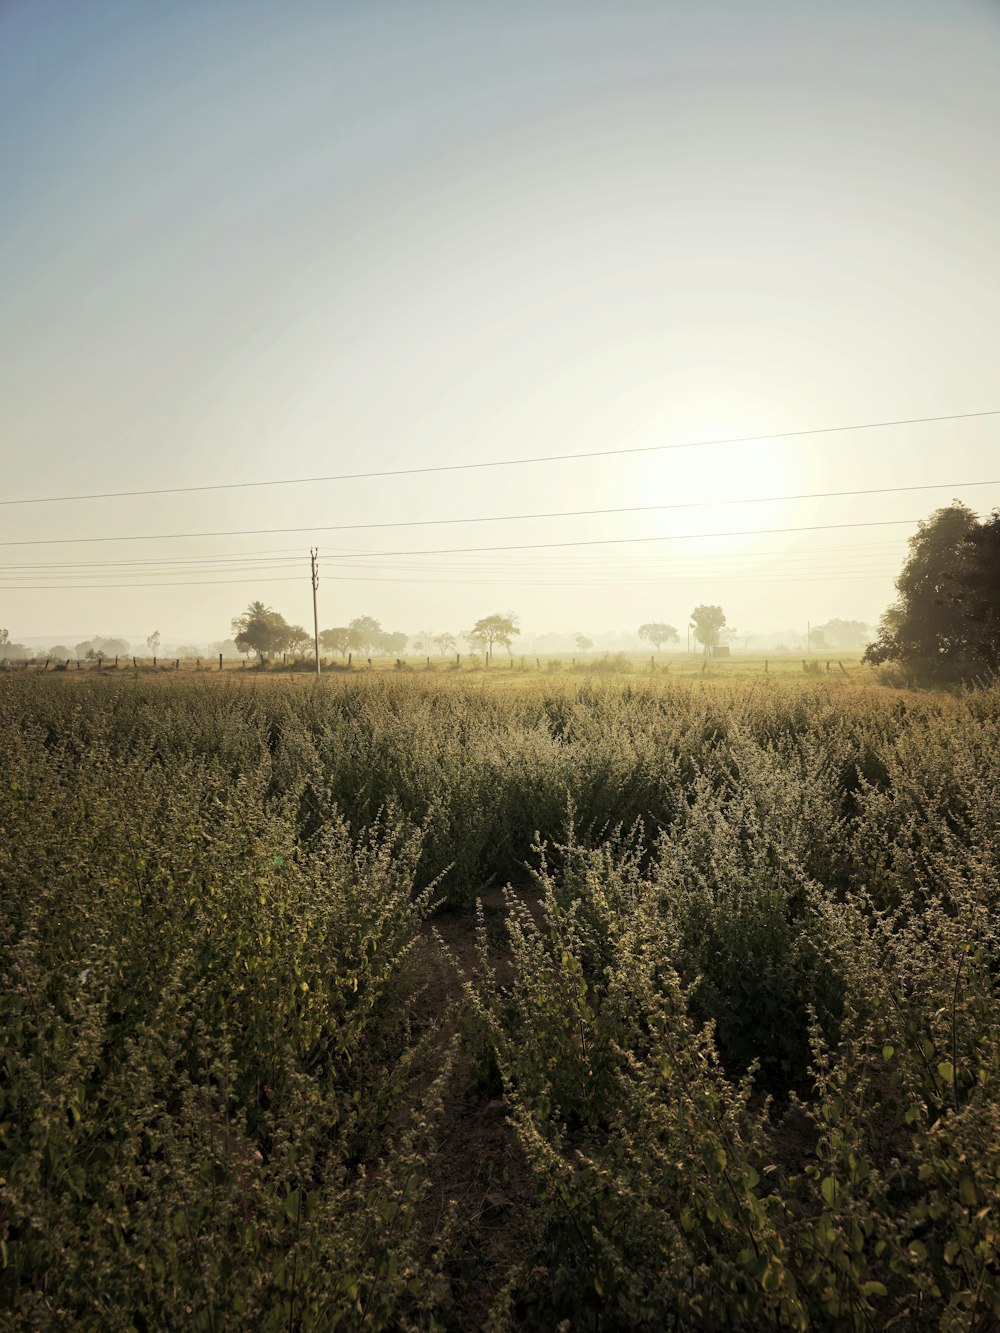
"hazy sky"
3,0,1000,645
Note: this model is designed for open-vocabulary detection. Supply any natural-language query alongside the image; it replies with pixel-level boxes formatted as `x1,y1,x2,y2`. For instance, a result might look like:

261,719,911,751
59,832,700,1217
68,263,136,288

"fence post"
115,655,118,667
839,661,848,675
175,659,179,670
153,656,157,668
76,659,81,670
536,657,541,669
367,657,372,669
764,659,768,673
427,655,430,667
133,657,137,668
348,652,352,668
219,653,223,671
456,653,460,666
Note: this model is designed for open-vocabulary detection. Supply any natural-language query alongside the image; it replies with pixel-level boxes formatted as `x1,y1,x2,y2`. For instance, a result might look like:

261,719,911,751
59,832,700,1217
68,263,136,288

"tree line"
231,605,523,664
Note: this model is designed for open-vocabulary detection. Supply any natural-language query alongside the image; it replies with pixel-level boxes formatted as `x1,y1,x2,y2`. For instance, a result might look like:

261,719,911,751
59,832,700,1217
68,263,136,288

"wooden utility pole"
310,548,321,677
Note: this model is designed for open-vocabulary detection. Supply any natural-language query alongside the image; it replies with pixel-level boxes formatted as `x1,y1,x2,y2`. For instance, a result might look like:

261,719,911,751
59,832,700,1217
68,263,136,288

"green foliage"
690,604,726,651
469,613,520,662
231,601,297,663
637,622,678,651
2,672,999,1328
0,682,450,1328
864,501,1000,679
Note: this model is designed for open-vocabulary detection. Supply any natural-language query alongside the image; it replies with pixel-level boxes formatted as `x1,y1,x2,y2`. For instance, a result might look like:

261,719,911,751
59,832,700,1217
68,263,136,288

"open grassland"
16,649,867,685
1,673,998,1329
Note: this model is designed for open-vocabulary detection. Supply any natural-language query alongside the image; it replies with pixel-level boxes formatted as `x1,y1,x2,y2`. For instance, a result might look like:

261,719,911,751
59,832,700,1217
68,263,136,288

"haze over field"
3,0,1000,644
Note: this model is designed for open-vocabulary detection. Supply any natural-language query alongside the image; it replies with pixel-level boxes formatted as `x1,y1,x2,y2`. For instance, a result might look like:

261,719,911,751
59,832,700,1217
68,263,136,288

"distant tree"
433,631,457,658
146,630,161,657
638,622,679,652
211,639,241,659
230,601,293,663
95,637,129,657
690,605,726,653
812,619,872,649
411,629,432,653
863,503,979,676
286,625,311,656
75,641,94,661
349,615,383,658
49,645,72,660
175,645,200,660
382,630,408,657
0,629,29,660
320,627,355,657
575,634,594,652
810,628,826,649
470,612,520,663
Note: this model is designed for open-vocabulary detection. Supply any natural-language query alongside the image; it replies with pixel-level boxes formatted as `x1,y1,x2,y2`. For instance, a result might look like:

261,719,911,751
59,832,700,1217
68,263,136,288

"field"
14,649,867,685
2,671,998,1329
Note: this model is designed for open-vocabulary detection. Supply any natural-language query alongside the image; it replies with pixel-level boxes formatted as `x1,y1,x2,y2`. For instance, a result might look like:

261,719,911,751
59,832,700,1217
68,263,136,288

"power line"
0,571,895,592
0,576,304,591
1,479,995,548
0,517,953,585
4,408,998,507
315,516,958,559
0,536,909,585
0,535,914,574
316,571,896,588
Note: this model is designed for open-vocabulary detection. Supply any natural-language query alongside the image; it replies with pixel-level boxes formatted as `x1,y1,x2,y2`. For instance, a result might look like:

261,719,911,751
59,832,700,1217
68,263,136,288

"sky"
2,0,1000,649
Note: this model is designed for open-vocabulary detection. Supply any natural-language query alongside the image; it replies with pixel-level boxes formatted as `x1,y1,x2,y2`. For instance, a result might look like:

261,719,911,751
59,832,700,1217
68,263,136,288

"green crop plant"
1,671,997,1327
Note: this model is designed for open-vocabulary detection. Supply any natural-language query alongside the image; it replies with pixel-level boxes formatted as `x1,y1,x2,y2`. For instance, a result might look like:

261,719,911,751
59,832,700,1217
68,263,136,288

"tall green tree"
949,508,1000,669
690,605,726,653
381,630,408,657
319,627,359,658
863,503,980,675
349,616,383,657
470,612,520,663
638,622,678,652
231,601,294,663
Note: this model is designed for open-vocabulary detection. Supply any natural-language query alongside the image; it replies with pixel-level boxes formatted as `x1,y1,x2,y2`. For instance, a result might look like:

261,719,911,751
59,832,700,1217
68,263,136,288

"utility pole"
311,547,321,676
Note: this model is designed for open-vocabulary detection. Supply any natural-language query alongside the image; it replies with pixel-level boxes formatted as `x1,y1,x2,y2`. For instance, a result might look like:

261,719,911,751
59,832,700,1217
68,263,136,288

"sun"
632,413,798,556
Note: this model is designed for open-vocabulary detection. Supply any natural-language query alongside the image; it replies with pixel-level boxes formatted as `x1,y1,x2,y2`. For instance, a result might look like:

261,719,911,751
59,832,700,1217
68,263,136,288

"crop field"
2,671,998,1330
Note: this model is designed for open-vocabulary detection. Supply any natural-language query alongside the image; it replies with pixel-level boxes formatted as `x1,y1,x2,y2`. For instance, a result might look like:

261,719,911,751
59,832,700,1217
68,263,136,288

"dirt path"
411,888,539,1327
